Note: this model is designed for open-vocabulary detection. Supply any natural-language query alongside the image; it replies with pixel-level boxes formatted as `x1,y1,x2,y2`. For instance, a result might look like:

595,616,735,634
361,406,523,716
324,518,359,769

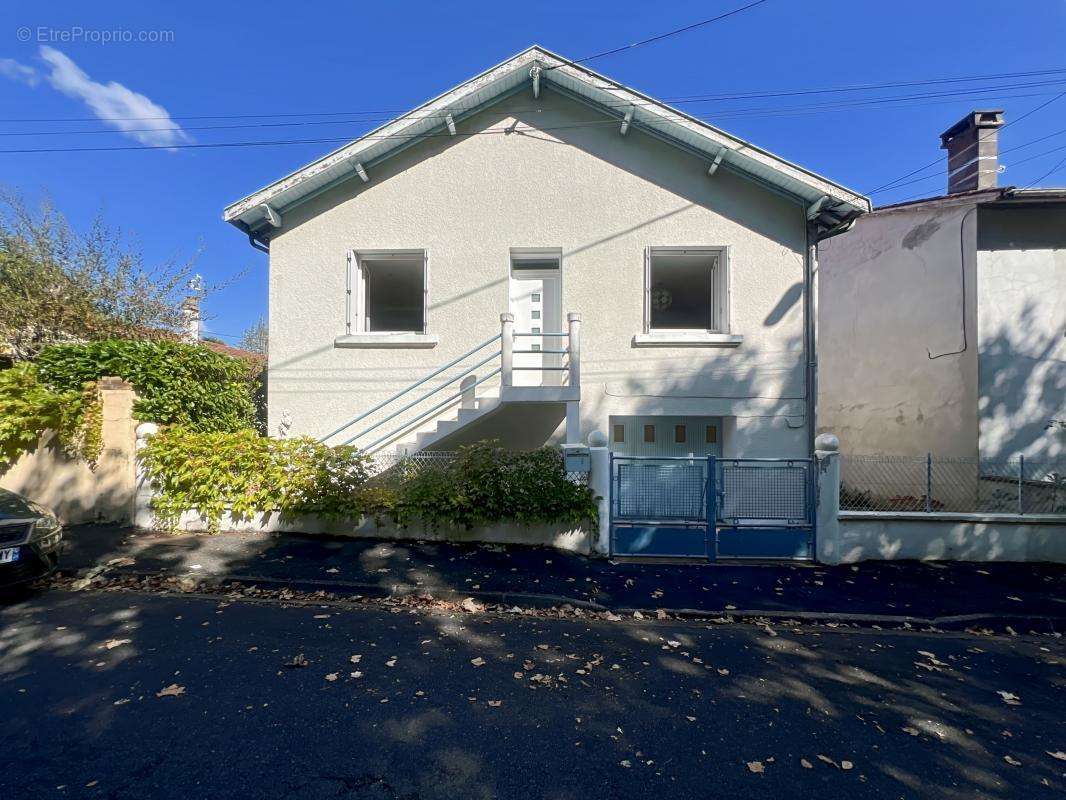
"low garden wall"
816,435,1066,564
0,379,138,524
837,512,1066,563
159,509,591,553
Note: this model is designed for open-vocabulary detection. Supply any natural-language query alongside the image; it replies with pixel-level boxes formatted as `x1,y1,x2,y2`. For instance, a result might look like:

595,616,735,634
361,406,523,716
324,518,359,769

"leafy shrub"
0,362,102,467
140,431,597,532
392,441,598,529
36,339,255,432
139,427,381,529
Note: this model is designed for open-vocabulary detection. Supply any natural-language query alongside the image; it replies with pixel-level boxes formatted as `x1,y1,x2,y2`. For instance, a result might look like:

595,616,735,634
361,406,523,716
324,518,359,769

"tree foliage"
0,193,197,360
239,315,268,355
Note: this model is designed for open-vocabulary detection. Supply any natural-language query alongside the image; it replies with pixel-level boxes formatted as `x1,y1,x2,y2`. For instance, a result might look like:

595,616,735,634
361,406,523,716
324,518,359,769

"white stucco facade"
262,90,816,456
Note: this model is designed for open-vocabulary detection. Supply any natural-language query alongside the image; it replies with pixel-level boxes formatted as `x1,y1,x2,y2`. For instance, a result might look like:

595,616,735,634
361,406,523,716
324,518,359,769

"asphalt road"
1,588,1063,800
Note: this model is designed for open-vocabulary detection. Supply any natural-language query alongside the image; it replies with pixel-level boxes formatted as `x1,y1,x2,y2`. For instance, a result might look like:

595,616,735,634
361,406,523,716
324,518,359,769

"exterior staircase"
319,312,582,455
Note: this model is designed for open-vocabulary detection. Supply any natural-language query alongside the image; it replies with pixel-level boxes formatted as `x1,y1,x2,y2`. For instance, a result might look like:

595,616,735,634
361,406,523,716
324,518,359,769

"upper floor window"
644,247,728,333
347,250,427,334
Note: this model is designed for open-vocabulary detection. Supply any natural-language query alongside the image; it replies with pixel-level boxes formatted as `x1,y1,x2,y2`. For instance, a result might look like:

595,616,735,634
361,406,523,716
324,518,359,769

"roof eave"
224,45,870,231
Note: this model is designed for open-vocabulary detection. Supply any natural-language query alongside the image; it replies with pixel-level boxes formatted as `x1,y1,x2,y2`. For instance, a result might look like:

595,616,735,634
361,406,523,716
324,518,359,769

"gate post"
587,429,611,557
814,433,842,564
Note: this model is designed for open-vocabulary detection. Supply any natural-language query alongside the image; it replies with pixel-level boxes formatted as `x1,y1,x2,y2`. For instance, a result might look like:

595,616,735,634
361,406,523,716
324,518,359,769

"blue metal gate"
609,455,815,560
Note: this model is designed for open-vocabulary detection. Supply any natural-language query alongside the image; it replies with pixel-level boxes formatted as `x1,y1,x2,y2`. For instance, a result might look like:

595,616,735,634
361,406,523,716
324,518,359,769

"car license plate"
0,547,19,564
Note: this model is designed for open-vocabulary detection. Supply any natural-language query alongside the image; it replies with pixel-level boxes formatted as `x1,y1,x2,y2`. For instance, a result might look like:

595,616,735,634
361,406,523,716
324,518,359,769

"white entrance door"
509,249,562,387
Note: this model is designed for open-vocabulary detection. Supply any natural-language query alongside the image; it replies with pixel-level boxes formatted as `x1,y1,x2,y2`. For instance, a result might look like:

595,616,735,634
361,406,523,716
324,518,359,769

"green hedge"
36,339,255,432
139,431,597,532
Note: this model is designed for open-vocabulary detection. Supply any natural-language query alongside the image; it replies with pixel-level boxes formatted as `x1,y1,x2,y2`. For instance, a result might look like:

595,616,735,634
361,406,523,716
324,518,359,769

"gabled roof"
224,46,871,239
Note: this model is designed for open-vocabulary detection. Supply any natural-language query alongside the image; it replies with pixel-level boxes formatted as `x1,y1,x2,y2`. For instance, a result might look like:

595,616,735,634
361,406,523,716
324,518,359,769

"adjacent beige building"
818,111,1066,461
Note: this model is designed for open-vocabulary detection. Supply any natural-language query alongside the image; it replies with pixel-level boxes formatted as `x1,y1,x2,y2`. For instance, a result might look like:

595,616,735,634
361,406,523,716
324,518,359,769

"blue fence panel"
614,459,708,521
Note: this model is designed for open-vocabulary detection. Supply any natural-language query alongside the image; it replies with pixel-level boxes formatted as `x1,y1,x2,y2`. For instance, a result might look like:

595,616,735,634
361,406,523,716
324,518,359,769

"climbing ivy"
0,363,102,467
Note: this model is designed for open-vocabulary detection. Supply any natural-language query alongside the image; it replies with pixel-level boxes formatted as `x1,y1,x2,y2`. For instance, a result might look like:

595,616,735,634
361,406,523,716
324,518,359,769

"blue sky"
1,1,1064,342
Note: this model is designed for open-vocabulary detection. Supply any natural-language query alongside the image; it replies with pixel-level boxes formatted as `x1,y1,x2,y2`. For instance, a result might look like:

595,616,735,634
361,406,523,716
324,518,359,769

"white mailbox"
562,444,591,473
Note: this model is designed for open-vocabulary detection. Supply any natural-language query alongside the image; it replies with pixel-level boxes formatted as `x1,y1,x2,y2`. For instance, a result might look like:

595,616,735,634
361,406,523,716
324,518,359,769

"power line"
545,0,772,68
7,66,1066,126
6,77,1066,140
5,84,1064,156
865,90,1066,195
868,124,1066,195
875,139,1066,206
1022,154,1066,188
6,80,1066,155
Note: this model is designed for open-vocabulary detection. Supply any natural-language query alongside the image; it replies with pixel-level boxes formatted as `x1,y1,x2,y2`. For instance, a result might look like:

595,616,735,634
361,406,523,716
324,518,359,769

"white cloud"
0,58,39,87
0,47,189,148
38,47,190,148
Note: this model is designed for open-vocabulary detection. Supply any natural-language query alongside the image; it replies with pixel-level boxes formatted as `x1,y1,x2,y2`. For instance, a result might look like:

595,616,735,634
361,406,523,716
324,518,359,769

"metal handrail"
342,348,501,446
358,368,502,452
514,332,568,337
318,332,501,443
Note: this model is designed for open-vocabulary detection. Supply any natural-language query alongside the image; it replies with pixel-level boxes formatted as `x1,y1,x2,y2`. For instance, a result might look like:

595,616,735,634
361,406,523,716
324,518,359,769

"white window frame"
336,249,437,349
634,246,741,348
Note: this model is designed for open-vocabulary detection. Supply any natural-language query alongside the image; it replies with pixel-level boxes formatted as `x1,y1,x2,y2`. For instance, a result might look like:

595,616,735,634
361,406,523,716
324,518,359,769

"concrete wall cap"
587,429,608,447
98,376,134,390
135,422,159,440
814,432,839,452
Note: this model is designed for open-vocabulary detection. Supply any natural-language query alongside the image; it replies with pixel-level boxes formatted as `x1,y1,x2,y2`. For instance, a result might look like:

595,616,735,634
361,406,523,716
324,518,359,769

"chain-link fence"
841,455,1066,514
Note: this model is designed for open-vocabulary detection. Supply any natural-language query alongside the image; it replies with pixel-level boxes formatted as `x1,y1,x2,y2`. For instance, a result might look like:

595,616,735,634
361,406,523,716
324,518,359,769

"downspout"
804,211,858,456
247,232,270,254
803,220,817,457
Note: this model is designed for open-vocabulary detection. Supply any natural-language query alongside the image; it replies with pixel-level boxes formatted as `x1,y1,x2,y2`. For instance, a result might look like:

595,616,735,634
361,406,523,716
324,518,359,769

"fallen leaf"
461,598,484,613
841,760,854,771
104,639,131,650
487,700,502,707
325,568,339,574
619,760,632,768
349,655,362,664
746,761,765,774
324,672,338,682
997,691,1022,705
800,759,813,769
313,614,330,619
385,658,397,667
156,683,185,698
470,657,486,667
1046,751,1066,761
285,654,309,668
1003,755,1021,766
817,755,838,768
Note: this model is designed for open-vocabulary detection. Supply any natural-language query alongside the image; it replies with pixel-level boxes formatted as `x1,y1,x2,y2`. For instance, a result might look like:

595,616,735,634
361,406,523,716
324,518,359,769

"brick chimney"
940,110,1004,194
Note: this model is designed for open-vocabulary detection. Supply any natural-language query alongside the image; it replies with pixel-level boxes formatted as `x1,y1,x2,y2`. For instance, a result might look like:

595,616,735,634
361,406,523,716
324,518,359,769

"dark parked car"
0,489,63,589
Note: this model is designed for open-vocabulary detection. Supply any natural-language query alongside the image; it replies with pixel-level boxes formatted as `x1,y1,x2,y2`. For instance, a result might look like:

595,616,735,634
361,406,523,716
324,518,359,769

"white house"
819,110,1066,462
224,46,869,461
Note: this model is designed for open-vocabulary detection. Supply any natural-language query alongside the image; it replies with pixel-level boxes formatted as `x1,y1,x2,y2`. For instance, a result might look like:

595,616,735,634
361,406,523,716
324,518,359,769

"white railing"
321,312,581,452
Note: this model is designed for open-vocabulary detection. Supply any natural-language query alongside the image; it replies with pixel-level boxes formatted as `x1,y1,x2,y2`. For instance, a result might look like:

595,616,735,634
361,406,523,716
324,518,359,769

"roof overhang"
223,46,871,241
